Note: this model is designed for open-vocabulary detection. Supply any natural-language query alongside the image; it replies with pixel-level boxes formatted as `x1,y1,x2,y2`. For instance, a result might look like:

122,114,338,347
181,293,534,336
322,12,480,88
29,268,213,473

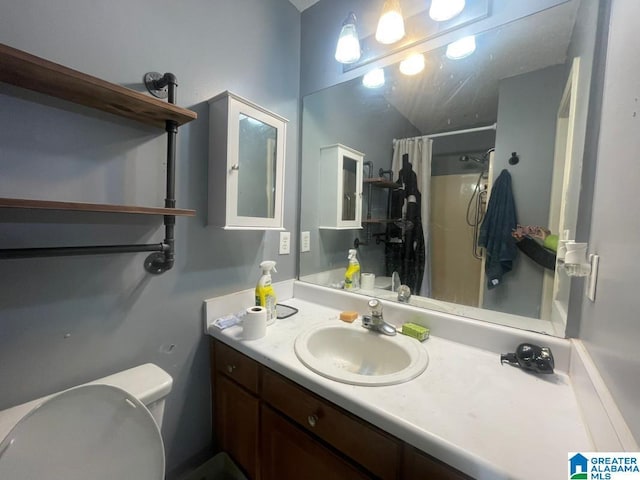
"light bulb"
399,53,425,76
375,0,405,45
446,35,476,60
429,0,465,22
362,68,385,88
335,12,361,64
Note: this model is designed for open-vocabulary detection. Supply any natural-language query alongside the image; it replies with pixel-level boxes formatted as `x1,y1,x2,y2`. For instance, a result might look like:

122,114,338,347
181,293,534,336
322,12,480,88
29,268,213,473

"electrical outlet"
279,231,291,255
301,231,311,252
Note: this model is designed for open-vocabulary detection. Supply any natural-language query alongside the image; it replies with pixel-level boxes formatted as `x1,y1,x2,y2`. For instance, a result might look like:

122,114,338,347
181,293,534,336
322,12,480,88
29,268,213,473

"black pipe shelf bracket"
142,72,180,275
0,43,197,275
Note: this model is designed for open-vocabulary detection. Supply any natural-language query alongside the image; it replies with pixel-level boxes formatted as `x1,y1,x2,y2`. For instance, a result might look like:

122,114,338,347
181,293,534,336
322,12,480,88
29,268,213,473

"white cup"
243,306,267,340
361,273,376,291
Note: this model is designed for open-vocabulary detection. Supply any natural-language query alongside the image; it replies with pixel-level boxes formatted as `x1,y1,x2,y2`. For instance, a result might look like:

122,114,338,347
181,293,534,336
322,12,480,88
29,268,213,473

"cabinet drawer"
262,368,400,480
214,340,259,393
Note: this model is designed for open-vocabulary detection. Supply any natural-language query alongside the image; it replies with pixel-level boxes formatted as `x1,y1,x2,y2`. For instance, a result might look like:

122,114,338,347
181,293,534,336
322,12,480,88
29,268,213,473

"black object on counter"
500,343,555,374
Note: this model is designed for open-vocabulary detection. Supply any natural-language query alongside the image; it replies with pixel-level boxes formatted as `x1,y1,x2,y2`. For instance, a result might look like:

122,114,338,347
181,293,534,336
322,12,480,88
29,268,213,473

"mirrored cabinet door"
318,144,363,230
208,91,287,230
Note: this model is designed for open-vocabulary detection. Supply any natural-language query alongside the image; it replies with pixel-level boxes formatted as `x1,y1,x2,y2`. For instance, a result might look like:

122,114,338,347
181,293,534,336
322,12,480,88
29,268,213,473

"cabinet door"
260,404,369,480
319,144,364,230
340,152,361,227
402,445,472,480
214,374,260,479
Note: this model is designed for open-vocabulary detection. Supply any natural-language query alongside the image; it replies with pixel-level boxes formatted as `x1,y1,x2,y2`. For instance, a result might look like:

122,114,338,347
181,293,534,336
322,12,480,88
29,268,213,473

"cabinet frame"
208,91,287,230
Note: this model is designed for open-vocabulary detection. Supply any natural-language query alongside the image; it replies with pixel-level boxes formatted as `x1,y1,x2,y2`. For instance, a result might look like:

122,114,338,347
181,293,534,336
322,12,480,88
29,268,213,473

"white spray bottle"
255,261,277,325
344,249,360,290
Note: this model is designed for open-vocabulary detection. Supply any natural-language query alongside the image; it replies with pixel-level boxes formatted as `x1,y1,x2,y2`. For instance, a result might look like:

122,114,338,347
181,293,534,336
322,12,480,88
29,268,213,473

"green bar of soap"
401,322,429,341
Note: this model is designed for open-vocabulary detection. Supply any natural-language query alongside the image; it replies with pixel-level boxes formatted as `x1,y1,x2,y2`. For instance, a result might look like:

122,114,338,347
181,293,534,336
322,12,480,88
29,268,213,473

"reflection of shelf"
364,178,399,189
362,218,402,224
362,218,396,224
0,197,196,216
0,43,197,128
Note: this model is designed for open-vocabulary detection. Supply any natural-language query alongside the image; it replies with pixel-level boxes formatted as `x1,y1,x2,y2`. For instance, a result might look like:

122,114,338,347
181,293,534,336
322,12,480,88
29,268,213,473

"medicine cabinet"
318,144,363,230
208,91,287,230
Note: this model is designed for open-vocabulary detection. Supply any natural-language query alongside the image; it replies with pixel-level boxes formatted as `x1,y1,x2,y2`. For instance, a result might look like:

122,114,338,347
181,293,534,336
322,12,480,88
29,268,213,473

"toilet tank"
0,364,173,442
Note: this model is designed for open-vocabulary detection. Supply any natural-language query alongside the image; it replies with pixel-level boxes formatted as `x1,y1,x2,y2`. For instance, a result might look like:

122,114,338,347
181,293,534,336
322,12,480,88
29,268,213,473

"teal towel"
478,169,518,289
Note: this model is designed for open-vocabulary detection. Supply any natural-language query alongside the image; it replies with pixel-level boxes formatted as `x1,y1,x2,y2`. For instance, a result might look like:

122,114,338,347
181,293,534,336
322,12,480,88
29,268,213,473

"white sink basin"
294,323,428,386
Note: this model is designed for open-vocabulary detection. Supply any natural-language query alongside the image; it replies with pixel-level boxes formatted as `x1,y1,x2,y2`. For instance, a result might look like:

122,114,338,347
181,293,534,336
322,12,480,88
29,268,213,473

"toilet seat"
0,384,165,480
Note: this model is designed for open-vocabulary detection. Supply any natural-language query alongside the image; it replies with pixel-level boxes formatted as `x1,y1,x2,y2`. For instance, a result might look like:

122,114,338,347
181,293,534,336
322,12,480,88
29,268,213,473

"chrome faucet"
362,299,396,336
397,284,411,303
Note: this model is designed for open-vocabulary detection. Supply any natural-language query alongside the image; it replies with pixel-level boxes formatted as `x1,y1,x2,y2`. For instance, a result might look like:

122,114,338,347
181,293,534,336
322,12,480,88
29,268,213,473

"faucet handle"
397,285,411,303
368,298,383,316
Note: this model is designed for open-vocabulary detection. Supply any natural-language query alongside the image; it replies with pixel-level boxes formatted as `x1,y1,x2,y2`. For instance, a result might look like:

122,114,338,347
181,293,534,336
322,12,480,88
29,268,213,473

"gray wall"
577,0,640,443
300,78,421,278
431,130,496,177
483,65,565,318
0,0,300,477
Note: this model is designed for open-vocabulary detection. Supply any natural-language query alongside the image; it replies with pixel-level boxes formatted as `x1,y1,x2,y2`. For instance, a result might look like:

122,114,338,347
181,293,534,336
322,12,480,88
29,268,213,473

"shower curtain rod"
393,123,497,143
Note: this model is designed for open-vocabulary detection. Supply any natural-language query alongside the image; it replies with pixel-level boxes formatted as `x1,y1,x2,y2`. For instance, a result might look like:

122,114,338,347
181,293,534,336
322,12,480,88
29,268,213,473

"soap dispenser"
500,343,555,374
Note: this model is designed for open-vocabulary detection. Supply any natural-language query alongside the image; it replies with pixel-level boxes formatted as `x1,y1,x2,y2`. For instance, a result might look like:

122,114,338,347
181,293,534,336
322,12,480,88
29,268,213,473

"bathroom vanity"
205,283,595,480
211,339,469,479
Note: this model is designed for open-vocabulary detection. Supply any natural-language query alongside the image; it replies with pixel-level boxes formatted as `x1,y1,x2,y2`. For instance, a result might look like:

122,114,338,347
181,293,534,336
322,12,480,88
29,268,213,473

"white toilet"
0,364,172,480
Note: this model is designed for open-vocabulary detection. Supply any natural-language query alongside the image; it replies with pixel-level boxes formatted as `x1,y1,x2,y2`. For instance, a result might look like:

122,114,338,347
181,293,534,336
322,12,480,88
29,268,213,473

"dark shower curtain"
385,153,425,295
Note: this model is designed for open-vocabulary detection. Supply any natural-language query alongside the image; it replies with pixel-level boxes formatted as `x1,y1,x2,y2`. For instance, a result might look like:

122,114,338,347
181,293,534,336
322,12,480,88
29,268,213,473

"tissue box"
401,322,429,341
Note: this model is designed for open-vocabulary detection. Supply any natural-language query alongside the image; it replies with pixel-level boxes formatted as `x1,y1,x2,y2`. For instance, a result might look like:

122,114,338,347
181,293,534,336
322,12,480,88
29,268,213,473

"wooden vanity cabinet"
211,340,261,479
210,339,472,480
403,445,473,480
214,375,260,479
261,368,400,479
261,404,369,480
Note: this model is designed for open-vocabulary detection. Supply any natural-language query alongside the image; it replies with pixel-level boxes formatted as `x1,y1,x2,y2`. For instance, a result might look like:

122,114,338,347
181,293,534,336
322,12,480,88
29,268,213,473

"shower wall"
430,173,485,307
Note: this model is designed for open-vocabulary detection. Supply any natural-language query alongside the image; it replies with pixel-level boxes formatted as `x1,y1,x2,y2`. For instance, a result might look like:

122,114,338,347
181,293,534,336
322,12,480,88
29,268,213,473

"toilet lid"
0,384,164,480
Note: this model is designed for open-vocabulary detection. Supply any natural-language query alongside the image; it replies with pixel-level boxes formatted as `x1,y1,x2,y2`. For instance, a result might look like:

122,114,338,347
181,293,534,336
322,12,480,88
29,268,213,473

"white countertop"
207,297,592,480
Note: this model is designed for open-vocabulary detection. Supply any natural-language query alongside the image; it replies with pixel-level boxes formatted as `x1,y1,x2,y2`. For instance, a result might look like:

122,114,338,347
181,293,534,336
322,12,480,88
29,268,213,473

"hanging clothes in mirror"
385,153,425,294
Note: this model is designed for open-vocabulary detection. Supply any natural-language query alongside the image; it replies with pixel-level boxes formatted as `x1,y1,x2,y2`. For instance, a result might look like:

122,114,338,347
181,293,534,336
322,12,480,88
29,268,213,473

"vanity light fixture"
335,12,361,64
429,0,465,22
375,0,406,45
446,35,476,60
399,53,425,75
362,68,386,88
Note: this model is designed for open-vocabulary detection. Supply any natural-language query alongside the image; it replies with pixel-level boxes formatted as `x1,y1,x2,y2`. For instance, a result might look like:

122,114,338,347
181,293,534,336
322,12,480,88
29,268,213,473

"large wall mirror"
299,0,600,337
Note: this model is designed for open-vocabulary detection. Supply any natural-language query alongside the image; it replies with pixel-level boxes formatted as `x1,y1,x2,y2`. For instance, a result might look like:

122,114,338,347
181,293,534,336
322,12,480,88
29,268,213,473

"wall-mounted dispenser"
559,240,599,302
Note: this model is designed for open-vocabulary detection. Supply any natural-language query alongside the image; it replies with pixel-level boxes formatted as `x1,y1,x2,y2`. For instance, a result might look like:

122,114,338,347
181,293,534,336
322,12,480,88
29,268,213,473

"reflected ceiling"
383,1,580,133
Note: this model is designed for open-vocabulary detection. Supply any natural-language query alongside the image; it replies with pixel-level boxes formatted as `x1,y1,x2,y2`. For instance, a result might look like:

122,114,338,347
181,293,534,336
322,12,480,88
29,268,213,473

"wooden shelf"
364,178,399,189
0,198,196,216
0,43,197,128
